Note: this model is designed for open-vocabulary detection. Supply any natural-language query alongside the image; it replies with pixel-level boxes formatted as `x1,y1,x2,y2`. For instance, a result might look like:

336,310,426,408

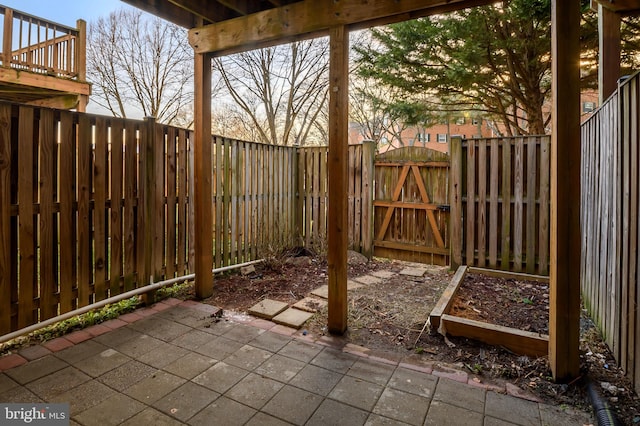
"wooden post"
450,137,463,269
194,50,213,299
361,140,375,259
2,9,12,68
598,5,621,104
550,0,581,382
327,25,349,335
76,19,88,112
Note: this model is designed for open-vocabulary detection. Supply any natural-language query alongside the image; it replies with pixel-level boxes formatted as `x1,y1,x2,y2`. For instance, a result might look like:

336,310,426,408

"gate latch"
437,204,450,212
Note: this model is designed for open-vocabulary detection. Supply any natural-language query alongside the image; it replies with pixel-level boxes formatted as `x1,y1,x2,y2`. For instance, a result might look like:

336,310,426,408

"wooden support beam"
598,4,621,103
188,0,496,55
550,0,581,382
327,25,349,335
194,50,214,299
0,68,91,96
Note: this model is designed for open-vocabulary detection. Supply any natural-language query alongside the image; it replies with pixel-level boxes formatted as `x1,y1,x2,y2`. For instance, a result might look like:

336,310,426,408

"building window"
583,101,596,113
472,118,481,125
417,133,430,143
437,133,447,143
455,117,465,125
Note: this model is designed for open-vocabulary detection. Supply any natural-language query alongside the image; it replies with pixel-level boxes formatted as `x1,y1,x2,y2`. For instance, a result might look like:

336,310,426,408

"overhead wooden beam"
121,0,200,28
193,49,214,299
598,4,621,103
188,0,496,55
0,69,91,96
549,0,581,382
168,0,238,22
592,0,640,13
327,24,349,335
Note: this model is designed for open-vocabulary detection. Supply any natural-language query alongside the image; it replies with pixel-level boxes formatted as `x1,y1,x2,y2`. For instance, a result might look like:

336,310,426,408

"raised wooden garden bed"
429,266,549,357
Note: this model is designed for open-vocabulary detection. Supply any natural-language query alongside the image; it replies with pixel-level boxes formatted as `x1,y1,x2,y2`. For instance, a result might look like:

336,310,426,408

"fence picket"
0,104,11,333
59,111,76,313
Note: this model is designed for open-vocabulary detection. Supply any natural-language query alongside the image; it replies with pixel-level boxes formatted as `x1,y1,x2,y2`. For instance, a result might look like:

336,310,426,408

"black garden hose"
586,380,623,426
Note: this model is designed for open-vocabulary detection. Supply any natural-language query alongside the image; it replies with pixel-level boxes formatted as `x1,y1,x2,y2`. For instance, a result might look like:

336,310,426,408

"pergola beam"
188,0,496,55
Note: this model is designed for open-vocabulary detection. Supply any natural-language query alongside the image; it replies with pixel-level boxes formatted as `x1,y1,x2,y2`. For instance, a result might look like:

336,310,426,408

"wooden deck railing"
0,5,85,79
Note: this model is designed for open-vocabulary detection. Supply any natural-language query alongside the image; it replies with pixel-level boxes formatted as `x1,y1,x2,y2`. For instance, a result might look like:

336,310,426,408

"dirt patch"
199,255,639,425
450,272,549,334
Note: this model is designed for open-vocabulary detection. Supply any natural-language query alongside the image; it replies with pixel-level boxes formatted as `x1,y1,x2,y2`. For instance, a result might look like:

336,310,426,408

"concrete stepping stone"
292,297,327,313
248,299,288,320
272,308,314,329
310,285,328,299
399,267,428,277
310,281,362,300
371,270,396,279
353,275,382,285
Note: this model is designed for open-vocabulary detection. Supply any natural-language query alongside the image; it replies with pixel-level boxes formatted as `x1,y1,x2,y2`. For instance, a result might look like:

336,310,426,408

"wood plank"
243,142,250,260
58,111,76,313
361,141,375,258
526,136,537,274
17,107,37,326
441,314,548,357
0,103,12,333
621,81,631,372
467,267,550,284
222,139,231,266
466,140,476,265
450,137,463,268
177,128,188,274
166,126,177,277
327,24,349,335
215,137,223,268
538,136,550,275
477,139,487,267
38,108,57,319
373,239,449,256
550,0,581,381
110,120,124,295
501,138,512,270
489,138,499,268
153,122,165,281
230,139,238,263
77,114,92,306
628,77,638,386
412,165,445,248
376,165,410,240
93,117,108,301
123,121,137,292
513,137,524,272
429,265,467,329
193,50,214,297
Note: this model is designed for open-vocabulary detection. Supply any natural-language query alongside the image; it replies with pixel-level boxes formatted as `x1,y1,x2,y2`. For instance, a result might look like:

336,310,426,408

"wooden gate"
373,147,450,265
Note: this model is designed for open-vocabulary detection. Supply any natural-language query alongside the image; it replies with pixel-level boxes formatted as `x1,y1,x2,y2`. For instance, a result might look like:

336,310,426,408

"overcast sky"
1,0,136,27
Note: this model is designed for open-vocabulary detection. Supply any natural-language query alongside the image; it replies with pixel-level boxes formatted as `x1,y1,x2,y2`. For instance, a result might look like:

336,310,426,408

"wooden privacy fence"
450,136,551,275
0,104,194,335
0,102,306,336
296,142,375,257
581,71,640,393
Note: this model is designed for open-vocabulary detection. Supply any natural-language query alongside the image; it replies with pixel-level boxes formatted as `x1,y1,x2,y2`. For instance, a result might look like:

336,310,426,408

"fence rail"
450,136,550,275
581,71,640,393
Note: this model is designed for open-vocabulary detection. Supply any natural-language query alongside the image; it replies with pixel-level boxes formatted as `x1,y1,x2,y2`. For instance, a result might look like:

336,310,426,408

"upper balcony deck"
0,5,90,110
